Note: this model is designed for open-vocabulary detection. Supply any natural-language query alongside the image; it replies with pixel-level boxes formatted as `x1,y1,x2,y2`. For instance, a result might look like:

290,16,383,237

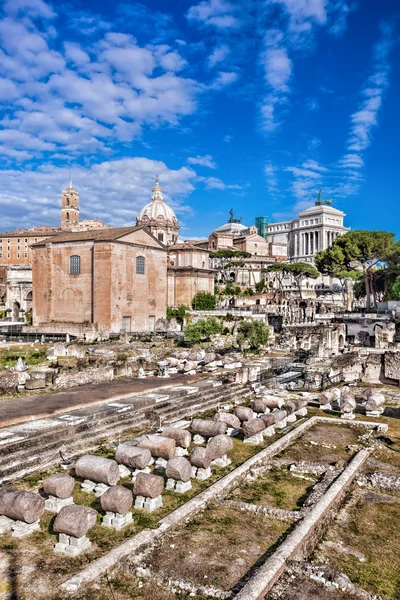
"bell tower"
61,179,79,230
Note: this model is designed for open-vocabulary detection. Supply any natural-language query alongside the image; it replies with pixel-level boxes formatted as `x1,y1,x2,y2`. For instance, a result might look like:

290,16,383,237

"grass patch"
316,491,400,600
148,504,291,590
0,347,47,367
227,466,318,510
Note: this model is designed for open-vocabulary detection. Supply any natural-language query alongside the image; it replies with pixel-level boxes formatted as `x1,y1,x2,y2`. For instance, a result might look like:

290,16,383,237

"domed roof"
138,177,178,224
213,221,248,235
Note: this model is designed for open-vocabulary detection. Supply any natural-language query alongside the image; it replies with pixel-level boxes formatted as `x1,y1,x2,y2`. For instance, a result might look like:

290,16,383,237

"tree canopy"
315,230,395,308
192,291,216,310
184,317,223,343
237,320,269,350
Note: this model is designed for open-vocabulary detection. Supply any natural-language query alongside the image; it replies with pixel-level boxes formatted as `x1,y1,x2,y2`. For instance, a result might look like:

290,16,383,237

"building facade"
32,227,168,337
167,243,215,307
267,203,349,263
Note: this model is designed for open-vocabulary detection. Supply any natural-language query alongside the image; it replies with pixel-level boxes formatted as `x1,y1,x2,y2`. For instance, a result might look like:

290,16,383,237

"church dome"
138,177,178,224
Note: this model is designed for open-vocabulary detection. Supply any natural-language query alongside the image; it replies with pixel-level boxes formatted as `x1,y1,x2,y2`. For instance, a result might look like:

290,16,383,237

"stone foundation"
55,533,92,556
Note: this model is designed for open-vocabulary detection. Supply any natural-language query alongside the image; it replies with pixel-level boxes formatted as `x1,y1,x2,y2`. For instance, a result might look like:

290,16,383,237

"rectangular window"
0,253,2,258
17,252,20,258
24,238,28,243
69,255,81,275
7,253,10,258
24,253,28,258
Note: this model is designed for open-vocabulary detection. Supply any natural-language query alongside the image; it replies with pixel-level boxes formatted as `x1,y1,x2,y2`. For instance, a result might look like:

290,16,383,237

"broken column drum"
190,419,228,438
243,418,266,438
364,393,385,411
115,444,152,469
75,455,120,486
43,473,75,513
0,487,45,536
139,434,176,460
54,504,97,556
101,485,133,530
162,427,192,449
190,446,213,481
133,472,164,512
234,406,254,422
206,434,233,468
43,474,75,499
165,456,193,493
261,409,288,426
252,399,271,414
214,412,241,429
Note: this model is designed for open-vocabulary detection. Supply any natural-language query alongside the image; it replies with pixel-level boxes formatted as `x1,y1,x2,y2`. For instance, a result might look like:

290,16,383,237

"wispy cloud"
197,175,244,190
264,161,279,197
187,0,240,29
208,43,230,67
336,22,395,197
188,154,217,168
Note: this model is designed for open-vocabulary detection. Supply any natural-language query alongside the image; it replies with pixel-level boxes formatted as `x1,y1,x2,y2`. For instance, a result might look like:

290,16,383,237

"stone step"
0,379,253,482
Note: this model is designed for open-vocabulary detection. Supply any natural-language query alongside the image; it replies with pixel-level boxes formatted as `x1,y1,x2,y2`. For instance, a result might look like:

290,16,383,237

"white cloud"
264,161,279,196
337,24,394,196
223,134,233,143
0,158,197,231
208,44,230,68
187,0,240,28
188,154,217,168
4,0,56,19
263,47,292,92
209,70,238,89
197,176,243,190
305,97,319,111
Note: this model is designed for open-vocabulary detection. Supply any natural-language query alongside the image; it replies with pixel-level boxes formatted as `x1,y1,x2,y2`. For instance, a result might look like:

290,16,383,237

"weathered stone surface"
206,434,233,460
162,427,192,449
190,447,212,469
133,472,164,499
262,395,284,409
384,351,400,381
362,353,382,383
165,457,192,482
364,392,385,411
214,411,241,429
252,399,271,413
282,399,307,414
0,487,45,524
0,368,19,394
260,409,287,426
234,406,253,422
43,474,75,499
139,434,176,460
203,353,216,364
243,418,266,438
340,388,356,413
184,361,197,372
54,504,97,538
115,445,152,469
190,418,227,437
75,455,120,486
100,485,133,514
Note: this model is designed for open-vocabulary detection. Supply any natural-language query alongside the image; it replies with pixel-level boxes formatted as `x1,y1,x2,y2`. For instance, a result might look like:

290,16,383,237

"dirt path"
0,373,201,428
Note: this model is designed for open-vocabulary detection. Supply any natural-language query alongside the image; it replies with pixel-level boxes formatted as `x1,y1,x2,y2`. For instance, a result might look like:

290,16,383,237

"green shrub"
192,291,217,310
237,320,269,350
166,305,189,323
184,317,223,342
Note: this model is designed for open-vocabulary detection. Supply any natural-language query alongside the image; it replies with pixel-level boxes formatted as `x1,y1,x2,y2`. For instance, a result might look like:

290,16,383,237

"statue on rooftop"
228,208,243,224
315,189,333,206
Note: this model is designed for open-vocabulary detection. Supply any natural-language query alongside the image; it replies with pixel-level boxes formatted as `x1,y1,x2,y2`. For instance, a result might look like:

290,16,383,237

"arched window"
136,256,145,274
66,211,70,221
70,255,81,275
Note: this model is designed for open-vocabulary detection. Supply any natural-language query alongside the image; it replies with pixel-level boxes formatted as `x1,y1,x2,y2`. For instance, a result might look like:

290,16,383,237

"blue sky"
0,0,399,239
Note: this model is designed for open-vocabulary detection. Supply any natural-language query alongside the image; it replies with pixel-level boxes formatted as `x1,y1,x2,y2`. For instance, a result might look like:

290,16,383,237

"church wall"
108,243,167,333
167,269,214,307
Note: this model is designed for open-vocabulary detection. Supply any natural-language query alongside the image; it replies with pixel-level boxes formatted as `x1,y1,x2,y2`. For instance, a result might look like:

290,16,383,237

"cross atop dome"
151,175,163,202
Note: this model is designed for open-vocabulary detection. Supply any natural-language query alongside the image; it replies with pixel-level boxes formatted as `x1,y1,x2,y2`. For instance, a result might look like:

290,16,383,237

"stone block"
102,511,132,530
175,447,189,457
12,519,40,538
45,496,74,513
94,483,110,497
0,515,14,534
341,412,355,420
143,496,163,512
193,435,206,444
195,467,212,481
287,414,297,423
243,433,264,445
296,407,308,417
262,426,275,437
211,455,231,468
274,420,287,429
175,480,192,494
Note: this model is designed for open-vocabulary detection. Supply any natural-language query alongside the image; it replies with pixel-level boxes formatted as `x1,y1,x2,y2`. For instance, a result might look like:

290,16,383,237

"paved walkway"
0,373,200,428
